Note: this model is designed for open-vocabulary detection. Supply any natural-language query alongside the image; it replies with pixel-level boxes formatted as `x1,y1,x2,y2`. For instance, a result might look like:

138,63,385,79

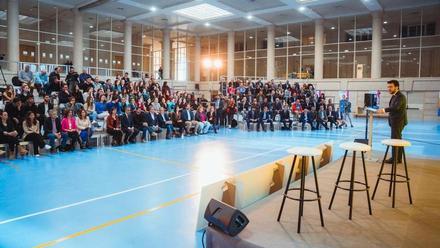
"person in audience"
5,98,24,133
48,66,62,93
280,103,292,130
344,96,354,128
0,110,26,158
37,94,53,127
146,107,162,139
61,109,81,151
327,105,340,129
18,84,32,102
195,106,211,134
35,70,48,95
106,108,123,146
58,84,71,108
299,108,315,131
181,104,198,136
65,97,82,116
170,106,185,137
22,111,51,156
2,85,15,104
44,109,65,152
157,107,173,139
207,105,217,133
316,105,329,130
66,67,79,93
84,95,98,123
95,95,110,120
121,107,139,144
258,106,274,132
18,65,34,88
22,96,38,117
246,106,259,131
77,109,93,149
133,108,149,142
79,69,92,84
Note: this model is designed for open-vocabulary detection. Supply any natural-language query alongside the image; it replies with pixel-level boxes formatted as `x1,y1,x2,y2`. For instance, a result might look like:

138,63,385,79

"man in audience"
48,66,62,93
79,69,92,84
133,108,149,143
44,109,67,152
121,107,139,144
327,105,340,129
37,94,53,127
157,107,173,139
35,69,48,95
280,103,292,130
300,108,315,131
181,104,197,135
316,105,329,130
146,107,162,138
18,65,34,87
66,67,79,92
258,106,274,132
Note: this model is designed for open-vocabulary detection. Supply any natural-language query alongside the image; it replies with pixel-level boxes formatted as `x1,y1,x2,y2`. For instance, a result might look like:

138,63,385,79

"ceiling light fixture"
331,26,335,30
247,15,253,20
383,21,388,24
298,6,306,12
89,25,94,28
204,22,210,27
174,3,233,21
150,6,157,12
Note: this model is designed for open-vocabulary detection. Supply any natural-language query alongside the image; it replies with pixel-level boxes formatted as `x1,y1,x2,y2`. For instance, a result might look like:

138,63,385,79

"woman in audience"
22,111,51,156
2,85,15,104
95,95,109,120
207,105,217,133
106,108,123,146
61,109,81,151
0,110,26,158
77,109,93,149
84,95,98,123
195,106,211,134
170,106,184,137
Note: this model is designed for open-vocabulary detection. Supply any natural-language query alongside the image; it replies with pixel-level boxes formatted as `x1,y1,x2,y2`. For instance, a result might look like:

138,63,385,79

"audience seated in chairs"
133,107,149,142
280,103,292,130
258,106,274,132
195,106,211,134
246,106,259,131
181,104,198,136
300,108,315,131
23,111,51,156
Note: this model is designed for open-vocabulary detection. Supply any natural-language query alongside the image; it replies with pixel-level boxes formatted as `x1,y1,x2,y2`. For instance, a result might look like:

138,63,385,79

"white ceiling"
30,0,440,34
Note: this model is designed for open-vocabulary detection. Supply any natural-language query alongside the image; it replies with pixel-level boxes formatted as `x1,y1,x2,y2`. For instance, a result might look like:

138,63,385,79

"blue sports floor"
0,118,439,248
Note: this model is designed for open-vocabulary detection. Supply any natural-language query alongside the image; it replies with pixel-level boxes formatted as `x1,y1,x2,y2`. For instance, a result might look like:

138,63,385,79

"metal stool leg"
392,147,398,208
329,150,348,209
277,155,297,221
311,156,324,227
372,145,389,199
388,147,395,197
402,148,413,204
298,156,306,233
349,151,356,220
361,151,372,215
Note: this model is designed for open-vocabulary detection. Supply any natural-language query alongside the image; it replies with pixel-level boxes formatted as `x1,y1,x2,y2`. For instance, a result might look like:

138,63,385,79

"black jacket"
133,112,147,129
43,117,62,137
146,112,159,126
37,102,54,119
121,113,134,129
181,109,194,122
157,113,171,128
385,91,407,128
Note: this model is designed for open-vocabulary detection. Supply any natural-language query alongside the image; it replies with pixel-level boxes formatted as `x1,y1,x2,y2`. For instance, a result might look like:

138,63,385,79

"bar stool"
372,139,412,208
277,147,324,233
329,142,372,220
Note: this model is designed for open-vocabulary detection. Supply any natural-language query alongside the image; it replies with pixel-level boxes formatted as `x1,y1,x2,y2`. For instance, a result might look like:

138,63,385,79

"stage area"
0,119,439,247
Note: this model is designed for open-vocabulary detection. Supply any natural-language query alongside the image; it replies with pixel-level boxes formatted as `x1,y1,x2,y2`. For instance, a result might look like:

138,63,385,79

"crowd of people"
0,65,354,159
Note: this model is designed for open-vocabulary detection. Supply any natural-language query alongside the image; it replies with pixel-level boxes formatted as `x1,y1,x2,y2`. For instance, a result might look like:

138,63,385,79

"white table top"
287,147,323,157
381,139,411,147
339,142,372,152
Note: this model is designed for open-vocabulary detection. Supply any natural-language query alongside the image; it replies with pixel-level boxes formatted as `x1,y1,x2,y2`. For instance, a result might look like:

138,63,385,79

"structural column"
227,31,235,81
123,21,132,74
73,8,83,70
267,25,275,80
162,29,171,80
314,19,324,80
371,11,382,79
194,36,201,82
7,0,19,72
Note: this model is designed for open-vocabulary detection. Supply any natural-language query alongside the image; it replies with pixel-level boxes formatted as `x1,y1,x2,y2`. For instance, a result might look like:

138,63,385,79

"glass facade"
1,1,439,81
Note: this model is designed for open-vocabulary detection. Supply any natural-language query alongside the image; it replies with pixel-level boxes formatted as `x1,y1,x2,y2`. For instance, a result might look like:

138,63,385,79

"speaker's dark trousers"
391,124,404,161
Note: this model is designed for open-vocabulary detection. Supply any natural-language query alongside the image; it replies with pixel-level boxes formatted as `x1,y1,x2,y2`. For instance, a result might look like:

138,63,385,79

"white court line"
0,173,192,225
0,145,289,225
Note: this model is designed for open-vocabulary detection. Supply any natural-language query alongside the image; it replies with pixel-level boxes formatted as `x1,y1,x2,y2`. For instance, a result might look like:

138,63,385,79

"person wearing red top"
61,109,81,151
291,99,303,114
106,108,123,146
195,106,211,134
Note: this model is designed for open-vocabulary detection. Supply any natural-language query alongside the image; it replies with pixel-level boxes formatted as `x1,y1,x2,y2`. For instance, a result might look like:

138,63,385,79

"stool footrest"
378,173,410,183
336,180,370,192
284,188,321,202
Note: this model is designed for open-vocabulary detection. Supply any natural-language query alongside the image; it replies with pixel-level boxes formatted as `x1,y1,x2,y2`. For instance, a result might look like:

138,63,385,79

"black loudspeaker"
204,199,249,237
364,93,377,107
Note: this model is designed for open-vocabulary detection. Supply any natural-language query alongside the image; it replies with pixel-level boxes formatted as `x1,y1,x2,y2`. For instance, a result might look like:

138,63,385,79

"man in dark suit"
133,108,149,142
44,109,67,152
37,94,53,127
181,104,197,135
158,107,173,139
246,106,259,131
280,104,292,130
121,107,139,144
326,105,340,129
378,80,407,163
258,106,274,132
146,107,162,138
299,108,315,131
